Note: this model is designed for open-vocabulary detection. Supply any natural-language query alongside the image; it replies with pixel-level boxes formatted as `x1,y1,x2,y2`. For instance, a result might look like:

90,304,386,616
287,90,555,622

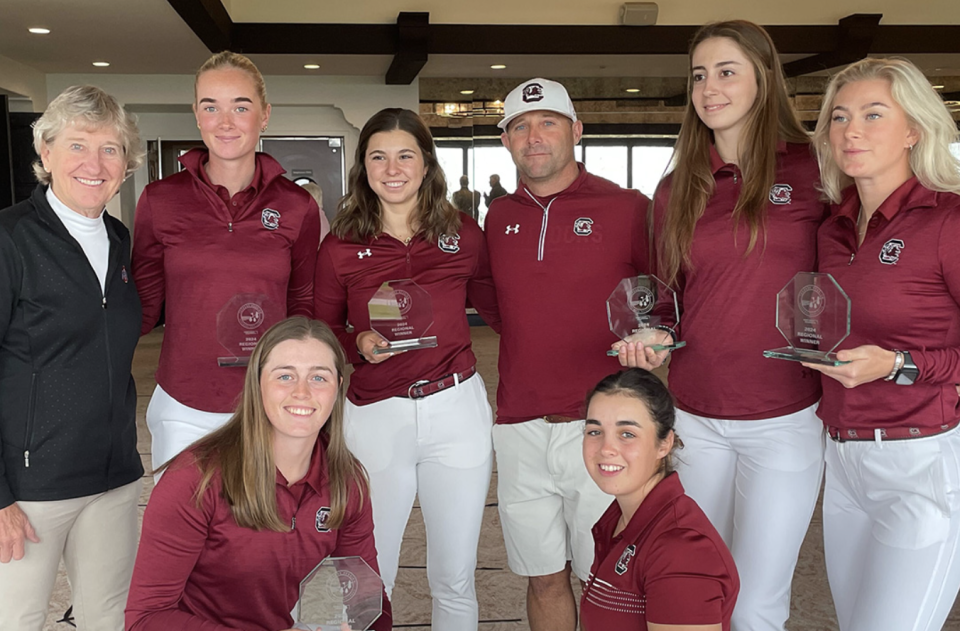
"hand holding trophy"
763,271,851,366
291,556,383,631
606,275,686,358
367,279,438,355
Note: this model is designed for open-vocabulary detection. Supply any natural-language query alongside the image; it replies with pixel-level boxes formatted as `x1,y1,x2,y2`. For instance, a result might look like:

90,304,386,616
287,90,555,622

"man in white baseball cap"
484,78,651,630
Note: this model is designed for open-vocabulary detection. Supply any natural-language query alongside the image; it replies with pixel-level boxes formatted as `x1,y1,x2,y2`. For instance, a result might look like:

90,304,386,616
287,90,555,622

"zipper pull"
848,253,856,265
228,222,233,232
24,450,29,468
291,516,296,530
733,171,738,184
102,296,107,309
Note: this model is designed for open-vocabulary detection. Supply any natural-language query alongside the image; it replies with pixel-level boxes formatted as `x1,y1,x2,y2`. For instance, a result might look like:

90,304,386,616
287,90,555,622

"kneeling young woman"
125,318,391,631
581,369,739,631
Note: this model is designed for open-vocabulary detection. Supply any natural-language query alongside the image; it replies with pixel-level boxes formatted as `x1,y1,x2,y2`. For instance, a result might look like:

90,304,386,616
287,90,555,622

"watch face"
895,353,919,385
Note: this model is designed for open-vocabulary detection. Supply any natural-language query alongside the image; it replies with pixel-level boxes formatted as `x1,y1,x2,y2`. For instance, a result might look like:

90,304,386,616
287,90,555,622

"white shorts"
492,418,611,581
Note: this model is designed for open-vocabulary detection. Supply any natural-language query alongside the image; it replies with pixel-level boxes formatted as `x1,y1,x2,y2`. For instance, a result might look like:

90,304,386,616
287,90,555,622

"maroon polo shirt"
484,165,649,424
817,178,960,433
133,149,321,412
314,216,500,405
125,440,392,631
581,473,739,631
652,142,828,420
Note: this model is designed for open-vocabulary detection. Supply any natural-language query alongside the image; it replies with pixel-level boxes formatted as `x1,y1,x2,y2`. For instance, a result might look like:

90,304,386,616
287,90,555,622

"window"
631,146,674,197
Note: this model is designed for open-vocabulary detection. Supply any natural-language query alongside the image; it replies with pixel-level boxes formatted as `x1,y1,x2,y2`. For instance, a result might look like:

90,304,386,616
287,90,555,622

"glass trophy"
216,293,283,367
292,556,384,631
763,272,851,366
606,275,686,357
367,279,438,354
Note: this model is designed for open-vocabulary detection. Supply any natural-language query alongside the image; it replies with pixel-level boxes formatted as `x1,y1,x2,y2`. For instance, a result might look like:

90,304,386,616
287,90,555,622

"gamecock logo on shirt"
261,208,281,230
573,217,594,236
316,507,331,532
769,184,793,205
615,544,637,575
438,233,461,253
880,239,905,265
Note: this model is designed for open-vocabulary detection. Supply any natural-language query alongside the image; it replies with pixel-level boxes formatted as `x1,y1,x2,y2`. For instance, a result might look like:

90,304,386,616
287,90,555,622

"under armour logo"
505,224,520,234
358,249,372,259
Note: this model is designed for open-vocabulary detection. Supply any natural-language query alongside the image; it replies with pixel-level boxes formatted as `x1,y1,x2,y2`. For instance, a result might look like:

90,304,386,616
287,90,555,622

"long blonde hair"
159,317,365,532
658,20,809,285
814,57,960,203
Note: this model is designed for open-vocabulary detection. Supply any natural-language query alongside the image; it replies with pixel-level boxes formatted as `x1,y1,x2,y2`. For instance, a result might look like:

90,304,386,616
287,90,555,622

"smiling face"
583,392,673,509
194,67,271,165
364,129,428,217
501,110,582,190
828,78,918,187
40,123,126,218
690,37,759,144
259,337,341,447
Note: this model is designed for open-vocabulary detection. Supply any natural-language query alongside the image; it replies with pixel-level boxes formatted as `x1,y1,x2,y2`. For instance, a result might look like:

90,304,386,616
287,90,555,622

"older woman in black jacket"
0,85,145,630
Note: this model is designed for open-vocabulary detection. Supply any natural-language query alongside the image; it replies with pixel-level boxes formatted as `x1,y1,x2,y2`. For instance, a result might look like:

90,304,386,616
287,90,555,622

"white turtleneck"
46,187,110,293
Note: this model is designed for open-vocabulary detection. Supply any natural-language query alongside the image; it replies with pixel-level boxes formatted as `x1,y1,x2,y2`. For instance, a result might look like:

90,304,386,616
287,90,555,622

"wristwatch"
894,350,919,386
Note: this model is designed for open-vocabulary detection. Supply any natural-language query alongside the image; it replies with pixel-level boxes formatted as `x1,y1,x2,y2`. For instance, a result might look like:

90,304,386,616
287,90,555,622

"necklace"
384,229,414,245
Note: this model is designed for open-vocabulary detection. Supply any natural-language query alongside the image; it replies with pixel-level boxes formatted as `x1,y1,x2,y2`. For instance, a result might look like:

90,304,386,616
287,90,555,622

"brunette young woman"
581,369,738,631
805,57,960,631
314,108,499,630
125,317,391,631
133,52,321,473
617,21,828,630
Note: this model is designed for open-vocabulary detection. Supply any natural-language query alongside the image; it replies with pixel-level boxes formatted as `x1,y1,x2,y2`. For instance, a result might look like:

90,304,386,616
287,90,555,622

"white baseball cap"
498,78,578,130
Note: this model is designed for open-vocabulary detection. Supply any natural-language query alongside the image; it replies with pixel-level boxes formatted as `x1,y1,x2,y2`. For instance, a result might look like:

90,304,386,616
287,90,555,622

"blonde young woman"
805,57,960,631
125,317,391,631
133,52,321,473
618,20,828,630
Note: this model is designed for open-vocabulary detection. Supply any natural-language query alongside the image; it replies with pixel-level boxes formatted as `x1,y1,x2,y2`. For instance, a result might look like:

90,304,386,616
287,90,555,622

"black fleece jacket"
0,185,143,509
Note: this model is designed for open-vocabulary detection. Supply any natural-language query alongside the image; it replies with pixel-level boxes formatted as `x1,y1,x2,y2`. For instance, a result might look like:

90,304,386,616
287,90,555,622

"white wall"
0,53,46,111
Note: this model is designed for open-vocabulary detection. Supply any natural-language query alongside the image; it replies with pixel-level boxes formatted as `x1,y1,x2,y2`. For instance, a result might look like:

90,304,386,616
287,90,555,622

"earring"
261,125,268,133
909,144,915,151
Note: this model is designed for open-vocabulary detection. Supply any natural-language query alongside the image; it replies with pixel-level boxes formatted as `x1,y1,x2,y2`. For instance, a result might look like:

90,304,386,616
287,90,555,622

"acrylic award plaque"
216,294,283,367
367,279,438,354
763,272,851,366
292,556,384,631
606,275,686,357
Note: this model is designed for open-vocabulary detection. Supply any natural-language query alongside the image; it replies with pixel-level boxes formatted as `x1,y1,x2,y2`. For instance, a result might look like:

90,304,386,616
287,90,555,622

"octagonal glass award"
216,293,284,367
763,272,851,366
292,556,383,631
368,279,438,354
606,275,686,357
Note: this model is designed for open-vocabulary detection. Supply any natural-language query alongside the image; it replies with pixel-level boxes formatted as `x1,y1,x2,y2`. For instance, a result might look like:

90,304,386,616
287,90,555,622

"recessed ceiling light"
460,89,475,95
303,64,320,70
28,27,50,34
932,84,945,90
625,88,640,93
92,61,110,67
490,64,506,70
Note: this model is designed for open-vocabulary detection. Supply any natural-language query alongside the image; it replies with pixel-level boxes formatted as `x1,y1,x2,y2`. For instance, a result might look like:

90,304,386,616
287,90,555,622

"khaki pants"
0,479,141,631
